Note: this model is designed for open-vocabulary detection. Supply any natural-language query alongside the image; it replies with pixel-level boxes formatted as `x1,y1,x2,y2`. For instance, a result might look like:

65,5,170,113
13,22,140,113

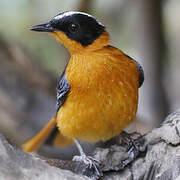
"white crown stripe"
53,11,104,26
54,11,93,20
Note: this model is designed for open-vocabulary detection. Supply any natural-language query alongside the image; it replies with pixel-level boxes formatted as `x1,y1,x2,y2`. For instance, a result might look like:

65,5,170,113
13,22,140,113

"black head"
31,11,105,46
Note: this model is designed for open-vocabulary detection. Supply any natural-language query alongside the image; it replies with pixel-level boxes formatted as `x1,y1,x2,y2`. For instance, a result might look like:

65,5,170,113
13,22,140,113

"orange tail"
22,116,57,152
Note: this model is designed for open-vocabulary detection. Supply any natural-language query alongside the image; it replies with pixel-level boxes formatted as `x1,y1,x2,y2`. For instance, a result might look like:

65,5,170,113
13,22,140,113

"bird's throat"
50,31,110,55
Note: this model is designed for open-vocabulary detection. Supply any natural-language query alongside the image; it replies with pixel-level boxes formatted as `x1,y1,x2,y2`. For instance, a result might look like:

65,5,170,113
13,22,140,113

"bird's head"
31,11,109,54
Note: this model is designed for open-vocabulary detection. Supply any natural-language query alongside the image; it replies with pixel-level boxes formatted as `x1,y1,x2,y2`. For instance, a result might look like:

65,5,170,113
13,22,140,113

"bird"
22,11,144,175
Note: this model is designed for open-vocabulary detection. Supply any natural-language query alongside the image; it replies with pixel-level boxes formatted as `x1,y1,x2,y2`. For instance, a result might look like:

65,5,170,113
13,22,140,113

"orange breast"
56,46,139,142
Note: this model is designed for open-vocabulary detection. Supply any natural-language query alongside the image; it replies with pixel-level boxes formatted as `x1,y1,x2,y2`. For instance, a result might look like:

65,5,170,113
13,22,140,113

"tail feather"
22,116,57,152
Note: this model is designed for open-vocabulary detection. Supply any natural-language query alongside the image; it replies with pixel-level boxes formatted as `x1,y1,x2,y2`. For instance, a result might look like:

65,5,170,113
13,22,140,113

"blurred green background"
0,0,180,157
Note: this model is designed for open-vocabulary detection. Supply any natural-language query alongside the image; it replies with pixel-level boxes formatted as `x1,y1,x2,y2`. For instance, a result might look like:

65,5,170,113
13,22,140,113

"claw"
73,154,101,176
119,131,143,150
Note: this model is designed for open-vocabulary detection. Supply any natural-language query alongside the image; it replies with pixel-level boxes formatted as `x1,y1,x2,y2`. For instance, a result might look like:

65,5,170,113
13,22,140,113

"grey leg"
73,139,101,176
74,139,86,156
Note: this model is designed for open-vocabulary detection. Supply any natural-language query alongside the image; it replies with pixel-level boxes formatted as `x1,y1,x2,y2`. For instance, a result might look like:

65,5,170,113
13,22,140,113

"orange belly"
56,46,139,142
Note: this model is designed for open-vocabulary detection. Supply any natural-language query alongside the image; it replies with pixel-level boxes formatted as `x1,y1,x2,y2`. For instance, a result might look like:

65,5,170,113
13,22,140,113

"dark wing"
45,67,70,145
125,54,144,88
56,68,70,112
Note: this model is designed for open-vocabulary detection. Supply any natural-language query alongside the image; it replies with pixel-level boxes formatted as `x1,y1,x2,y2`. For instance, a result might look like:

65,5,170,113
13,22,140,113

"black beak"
30,23,54,32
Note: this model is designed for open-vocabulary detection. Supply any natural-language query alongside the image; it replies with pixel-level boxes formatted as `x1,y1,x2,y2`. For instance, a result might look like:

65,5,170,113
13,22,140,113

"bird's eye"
68,23,79,33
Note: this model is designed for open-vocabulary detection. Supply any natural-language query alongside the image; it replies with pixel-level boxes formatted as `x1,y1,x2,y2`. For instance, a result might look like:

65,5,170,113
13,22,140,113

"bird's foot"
117,131,147,167
119,131,144,150
73,154,102,177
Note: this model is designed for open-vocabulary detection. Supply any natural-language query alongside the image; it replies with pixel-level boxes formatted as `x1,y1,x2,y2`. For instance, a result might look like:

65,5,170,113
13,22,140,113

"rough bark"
0,109,180,180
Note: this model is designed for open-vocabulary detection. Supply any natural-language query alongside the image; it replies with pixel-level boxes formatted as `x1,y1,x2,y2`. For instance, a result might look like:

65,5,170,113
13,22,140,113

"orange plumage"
22,11,143,153
57,46,139,142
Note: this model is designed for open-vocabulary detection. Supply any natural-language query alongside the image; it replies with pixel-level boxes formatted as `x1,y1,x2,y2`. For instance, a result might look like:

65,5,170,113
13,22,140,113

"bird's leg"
73,139,86,157
73,139,102,176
